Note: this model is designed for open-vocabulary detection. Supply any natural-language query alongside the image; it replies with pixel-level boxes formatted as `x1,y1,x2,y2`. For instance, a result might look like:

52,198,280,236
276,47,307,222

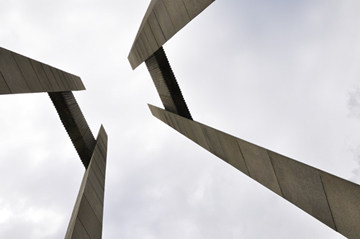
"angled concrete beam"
0,47,85,94
49,91,96,168
0,46,93,167
146,47,192,119
128,0,215,69
0,45,108,238
149,104,360,239
65,125,108,239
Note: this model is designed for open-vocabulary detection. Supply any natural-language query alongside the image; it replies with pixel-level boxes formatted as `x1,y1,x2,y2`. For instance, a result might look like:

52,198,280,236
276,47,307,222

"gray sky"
0,0,359,238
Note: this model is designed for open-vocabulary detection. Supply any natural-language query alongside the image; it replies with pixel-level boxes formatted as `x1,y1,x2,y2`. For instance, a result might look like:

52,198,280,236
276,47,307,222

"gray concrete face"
216,130,249,175
0,47,31,93
147,11,166,49
320,171,360,239
65,126,108,239
12,52,45,92
0,71,11,94
238,139,282,196
49,91,96,168
128,0,215,69
154,0,176,40
148,104,360,238
145,47,192,120
183,0,215,19
163,0,191,33
0,47,85,94
30,59,55,92
201,124,226,160
269,151,336,229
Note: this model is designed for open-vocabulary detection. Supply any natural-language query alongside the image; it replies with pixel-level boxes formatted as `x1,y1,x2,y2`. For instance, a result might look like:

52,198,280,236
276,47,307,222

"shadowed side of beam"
146,47,192,120
49,91,96,168
148,103,360,239
0,47,85,94
65,125,108,239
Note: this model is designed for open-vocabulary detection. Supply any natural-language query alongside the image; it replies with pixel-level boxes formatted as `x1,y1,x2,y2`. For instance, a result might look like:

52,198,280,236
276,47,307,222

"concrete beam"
148,104,360,239
0,47,85,94
128,0,215,69
65,125,108,239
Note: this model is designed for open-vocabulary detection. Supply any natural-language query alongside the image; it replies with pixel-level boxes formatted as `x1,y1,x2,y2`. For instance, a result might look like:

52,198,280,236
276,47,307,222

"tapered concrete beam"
0,47,85,94
128,0,215,69
65,125,108,239
148,104,360,239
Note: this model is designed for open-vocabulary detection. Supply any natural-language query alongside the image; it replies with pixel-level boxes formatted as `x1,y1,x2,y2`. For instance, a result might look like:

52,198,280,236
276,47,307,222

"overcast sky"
0,0,360,238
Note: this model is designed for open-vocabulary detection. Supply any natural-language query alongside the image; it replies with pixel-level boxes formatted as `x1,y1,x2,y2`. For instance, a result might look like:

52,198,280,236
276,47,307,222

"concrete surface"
148,104,360,238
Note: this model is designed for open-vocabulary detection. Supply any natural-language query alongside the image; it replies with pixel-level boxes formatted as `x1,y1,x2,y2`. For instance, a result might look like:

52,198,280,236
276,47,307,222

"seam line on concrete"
93,158,105,178
319,172,338,232
148,16,160,47
44,64,60,90
28,57,46,91
180,0,191,19
151,12,166,49
236,139,250,176
236,140,252,178
0,71,11,93
161,0,176,31
11,52,32,91
80,196,102,234
39,63,53,91
77,213,92,239
267,151,284,197
91,162,104,189
143,26,153,52
89,168,104,199
84,185,103,221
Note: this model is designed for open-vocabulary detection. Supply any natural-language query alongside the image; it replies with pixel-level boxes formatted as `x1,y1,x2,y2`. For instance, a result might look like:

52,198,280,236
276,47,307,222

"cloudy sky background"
0,0,360,238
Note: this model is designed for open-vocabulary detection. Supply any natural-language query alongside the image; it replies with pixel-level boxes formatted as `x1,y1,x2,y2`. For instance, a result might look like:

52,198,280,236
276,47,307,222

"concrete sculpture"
0,46,107,239
129,1,360,238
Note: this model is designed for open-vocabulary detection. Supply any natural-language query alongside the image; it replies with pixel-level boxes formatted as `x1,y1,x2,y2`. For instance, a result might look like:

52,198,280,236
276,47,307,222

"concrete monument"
0,46,107,239
129,1,360,238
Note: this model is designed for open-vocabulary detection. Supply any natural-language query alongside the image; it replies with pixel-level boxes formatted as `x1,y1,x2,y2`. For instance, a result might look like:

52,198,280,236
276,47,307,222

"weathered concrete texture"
49,91,96,168
163,0,190,33
0,47,30,93
183,0,215,19
188,119,210,151
128,0,215,69
65,125,107,239
148,104,360,238
216,130,249,175
320,171,360,239
269,151,336,229
238,139,282,196
146,47,192,120
71,218,91,239
0,47,85,94
0,71,11,94
201,124,226,159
